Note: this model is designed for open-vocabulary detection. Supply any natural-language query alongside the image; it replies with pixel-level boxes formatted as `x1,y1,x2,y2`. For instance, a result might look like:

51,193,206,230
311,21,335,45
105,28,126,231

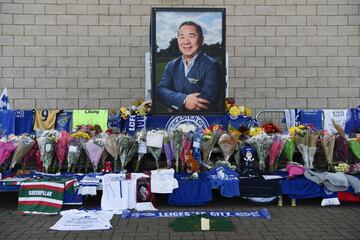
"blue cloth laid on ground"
281,176,322,199
207,165,240,198
169,172,213,206
280,174,360,199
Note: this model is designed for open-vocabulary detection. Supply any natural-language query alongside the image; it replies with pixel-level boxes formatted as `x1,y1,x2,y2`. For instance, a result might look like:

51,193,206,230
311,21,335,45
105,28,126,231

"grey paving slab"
0,192,359,240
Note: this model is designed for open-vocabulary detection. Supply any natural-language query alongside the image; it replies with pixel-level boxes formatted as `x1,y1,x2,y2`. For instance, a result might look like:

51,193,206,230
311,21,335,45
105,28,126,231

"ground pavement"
0,191,359,240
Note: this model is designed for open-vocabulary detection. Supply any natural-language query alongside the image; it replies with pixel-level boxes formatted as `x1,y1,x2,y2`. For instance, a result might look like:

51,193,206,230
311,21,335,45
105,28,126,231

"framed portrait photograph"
151,8,226,116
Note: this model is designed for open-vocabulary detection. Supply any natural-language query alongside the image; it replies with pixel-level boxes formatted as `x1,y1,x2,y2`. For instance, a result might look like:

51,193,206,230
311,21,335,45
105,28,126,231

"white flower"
177,123,196,133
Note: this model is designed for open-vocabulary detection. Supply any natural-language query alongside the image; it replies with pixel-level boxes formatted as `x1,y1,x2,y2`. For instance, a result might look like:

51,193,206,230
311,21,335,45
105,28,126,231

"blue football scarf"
121,208,271,220
0,110,15,136
15,110,34,135
125,115,146,136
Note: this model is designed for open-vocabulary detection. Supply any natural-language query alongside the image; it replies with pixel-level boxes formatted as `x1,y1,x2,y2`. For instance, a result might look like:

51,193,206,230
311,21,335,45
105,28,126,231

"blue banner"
121,208,271,220
146,115,228,131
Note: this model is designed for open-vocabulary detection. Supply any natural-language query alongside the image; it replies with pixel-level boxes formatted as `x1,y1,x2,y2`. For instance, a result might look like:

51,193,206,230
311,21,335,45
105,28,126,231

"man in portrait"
156,21,222,113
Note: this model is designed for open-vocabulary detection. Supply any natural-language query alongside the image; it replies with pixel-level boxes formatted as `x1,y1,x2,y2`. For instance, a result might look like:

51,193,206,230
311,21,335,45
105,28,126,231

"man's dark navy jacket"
156,52,221,112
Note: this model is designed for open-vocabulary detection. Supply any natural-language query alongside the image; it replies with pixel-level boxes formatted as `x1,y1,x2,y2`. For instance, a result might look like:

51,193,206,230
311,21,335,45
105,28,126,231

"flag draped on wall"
0,88,10,110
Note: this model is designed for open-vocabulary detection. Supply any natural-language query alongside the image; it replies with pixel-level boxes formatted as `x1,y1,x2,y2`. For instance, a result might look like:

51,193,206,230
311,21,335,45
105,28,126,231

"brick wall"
1,0,359,114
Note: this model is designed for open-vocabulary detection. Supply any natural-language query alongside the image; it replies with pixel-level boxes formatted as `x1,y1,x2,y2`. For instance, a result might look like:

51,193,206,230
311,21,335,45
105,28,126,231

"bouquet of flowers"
117,134,138,172
261,122,282,134
282,135,296,163
55,131,71,170
202,131,215,167
0,141,16,167
104,134,118,168
248,127,264,137
246,132,272,171
233,140,244,170
349,138,360,160
37,130,59,173
146,130,163,169
67,139,84,173
202,124,224,166
268,135,285,172
218,133,238,163
295,130,318,169
170,129,183,172
180,132,193,171
334,135,349,163
85,137,105,172
319,131,335,170
135,130,147,172
192,128,208,168
22,143,37,170
163,131,174,169
11,136,35,169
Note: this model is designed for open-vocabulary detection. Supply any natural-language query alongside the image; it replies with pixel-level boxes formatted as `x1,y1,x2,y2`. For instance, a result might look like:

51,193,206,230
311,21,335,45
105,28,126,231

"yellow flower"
249,127,264,137
71,131,90,140
120,107,130,120
229,105,241,117
133,99,144,107
228,128,241,138
288,126,302,138
244,107,252,116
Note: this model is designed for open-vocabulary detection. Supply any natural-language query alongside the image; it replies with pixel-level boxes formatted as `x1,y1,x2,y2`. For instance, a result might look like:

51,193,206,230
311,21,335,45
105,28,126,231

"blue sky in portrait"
156,11,223,51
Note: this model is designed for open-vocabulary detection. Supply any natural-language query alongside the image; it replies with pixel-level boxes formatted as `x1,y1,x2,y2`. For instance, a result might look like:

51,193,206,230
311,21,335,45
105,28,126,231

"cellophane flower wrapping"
320,132,335,170
170,129,183,172
335,135,349,163
0,141,16,166
36,130,59,173
180,132,192,171
192,128,208,168
163,131,174,169
11,136,35,169
104,134,118,162
233,140,244,170
282,136,296,162
218,133,238,163
117,134,137,172
246,132,272,171
202,131,215,167
349,139,360,160
135,130,147,172
67,139,82,172
85,137,105,172
55,131,71,170
268,135,285,172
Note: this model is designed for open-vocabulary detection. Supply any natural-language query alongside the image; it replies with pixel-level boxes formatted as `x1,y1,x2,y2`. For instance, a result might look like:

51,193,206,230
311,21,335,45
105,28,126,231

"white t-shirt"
101,174,130,211
150,169,179,194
